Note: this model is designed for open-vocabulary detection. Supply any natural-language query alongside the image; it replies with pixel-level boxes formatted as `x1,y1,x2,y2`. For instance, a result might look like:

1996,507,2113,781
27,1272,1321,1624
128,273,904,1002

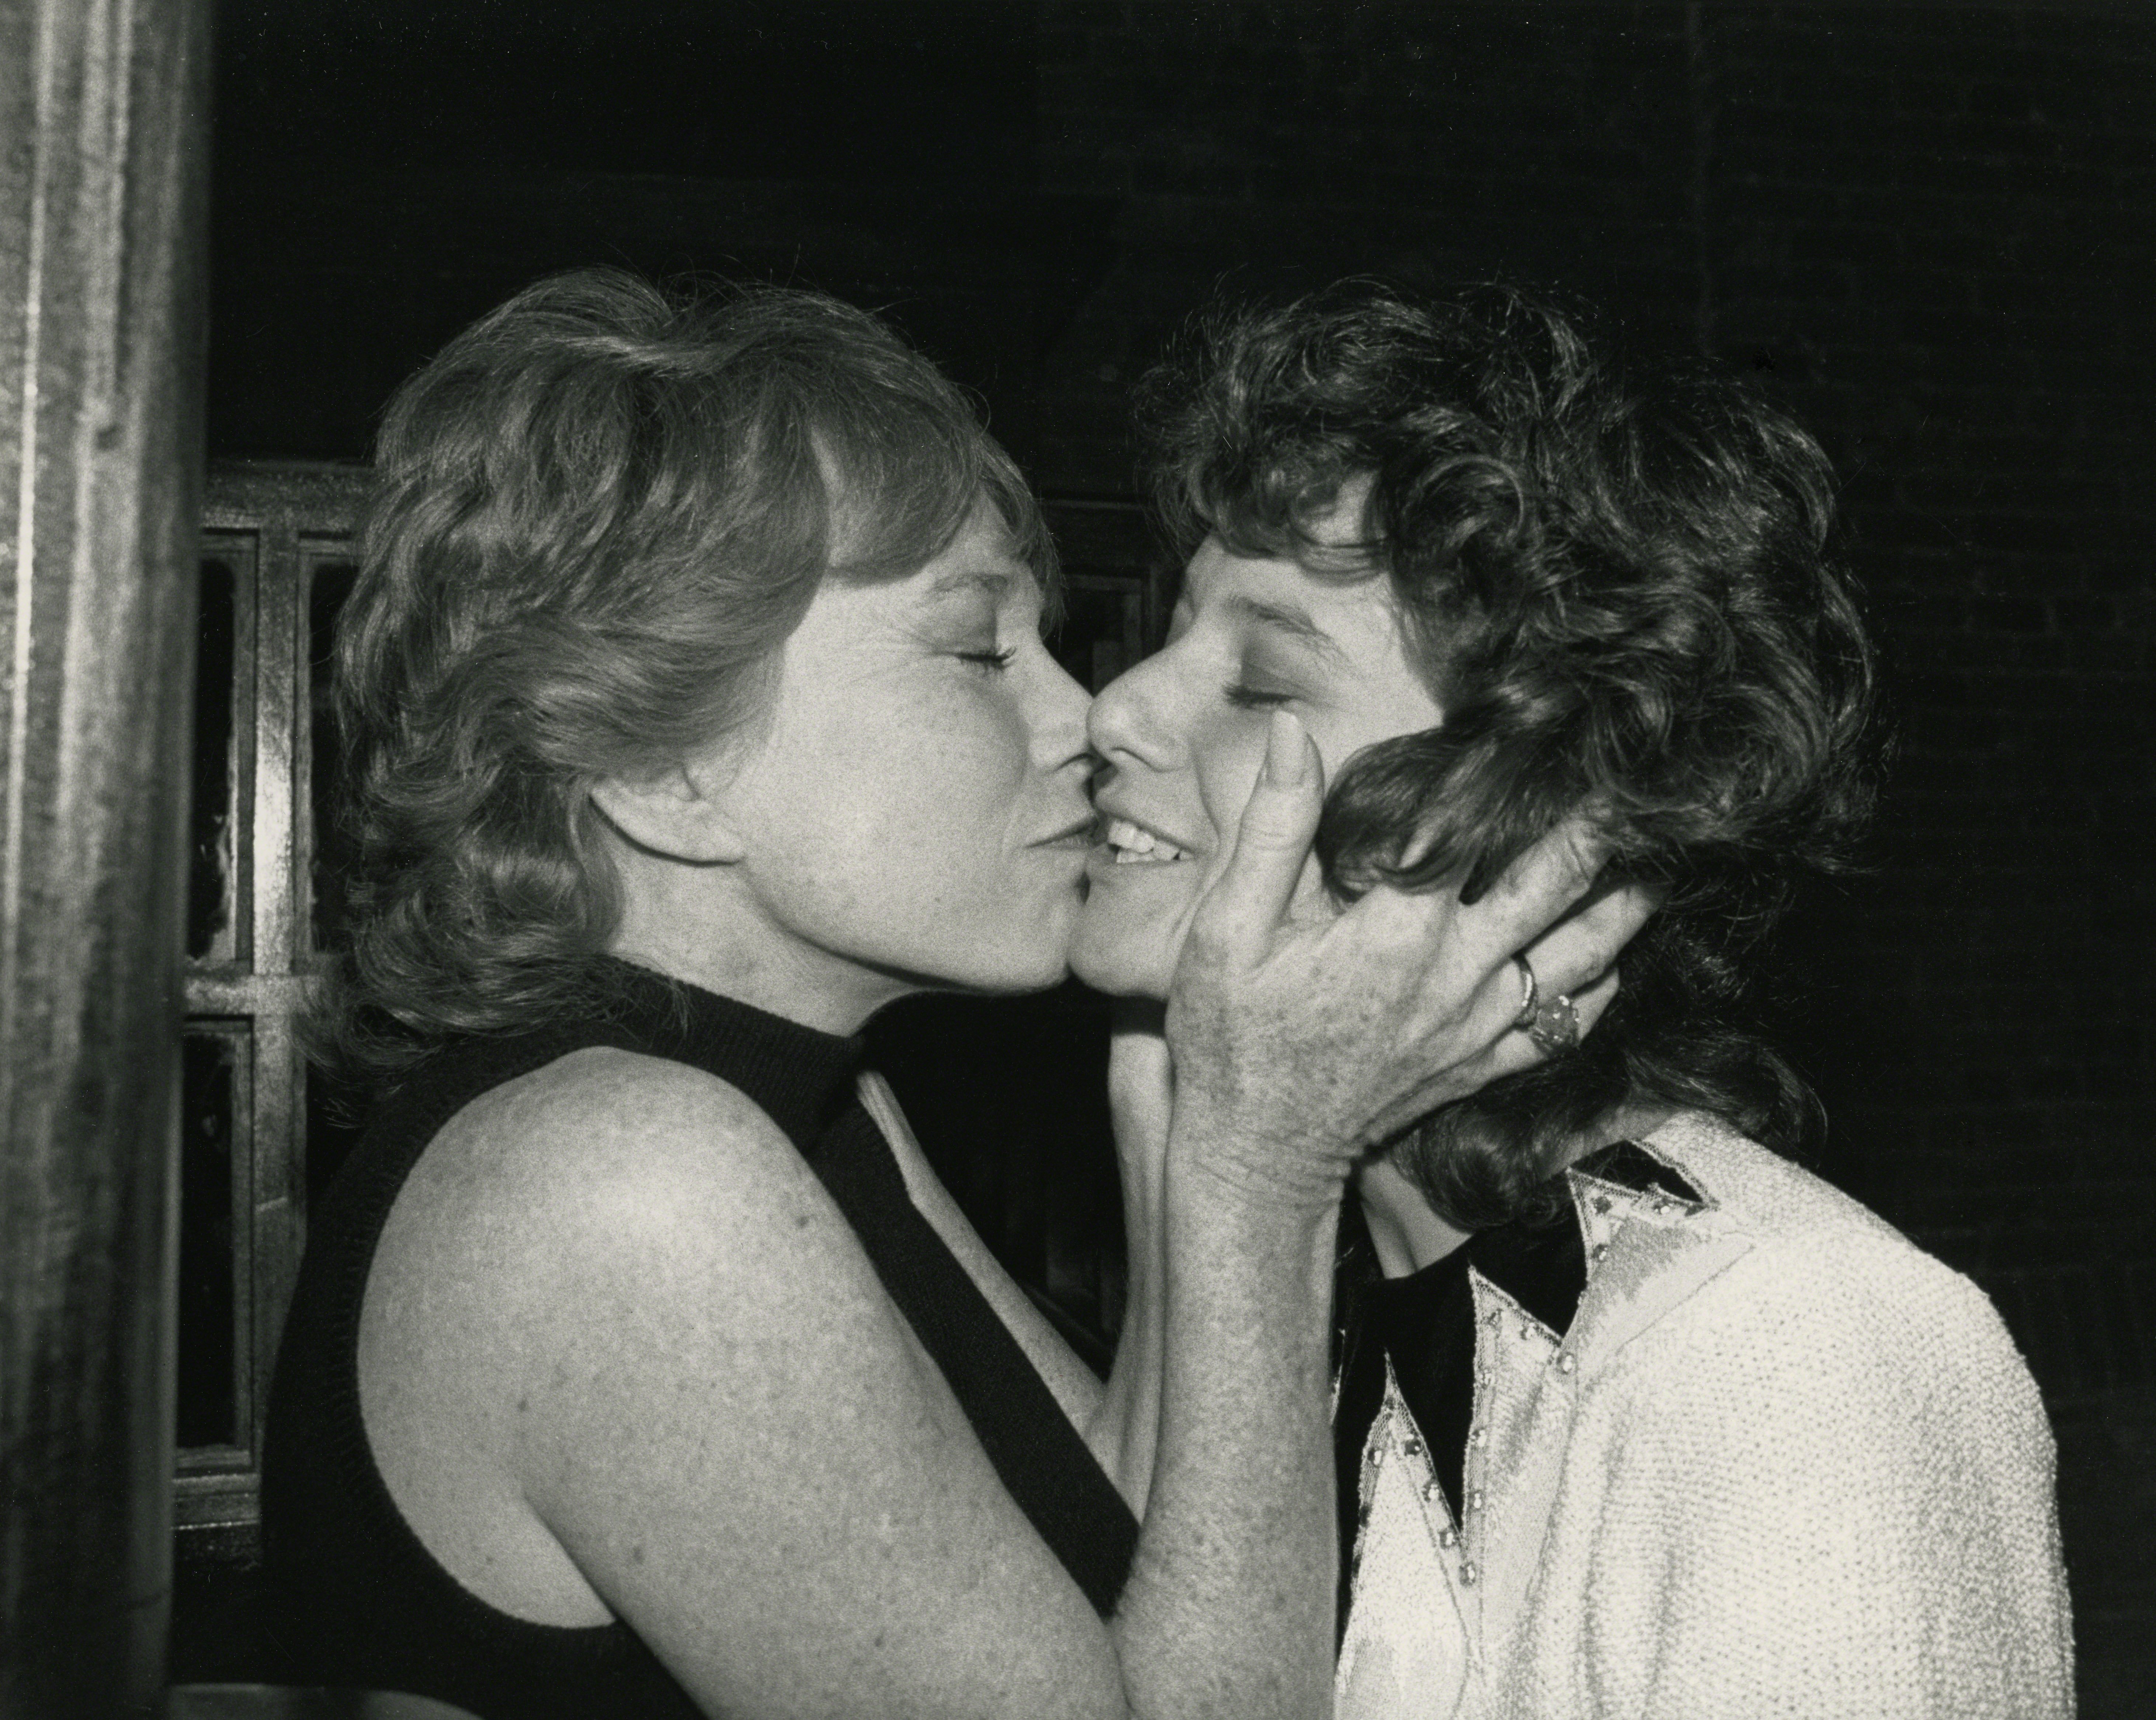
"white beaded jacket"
1333,1109,2073,1720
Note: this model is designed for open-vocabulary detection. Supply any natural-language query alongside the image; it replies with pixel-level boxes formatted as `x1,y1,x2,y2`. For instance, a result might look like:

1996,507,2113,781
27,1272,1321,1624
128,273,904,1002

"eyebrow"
929,568,1015,600
1223,593,1347,663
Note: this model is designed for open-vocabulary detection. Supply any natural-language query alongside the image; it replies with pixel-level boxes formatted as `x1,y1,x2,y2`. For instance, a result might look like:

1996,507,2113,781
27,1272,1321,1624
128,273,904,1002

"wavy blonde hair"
326,268,1050,1078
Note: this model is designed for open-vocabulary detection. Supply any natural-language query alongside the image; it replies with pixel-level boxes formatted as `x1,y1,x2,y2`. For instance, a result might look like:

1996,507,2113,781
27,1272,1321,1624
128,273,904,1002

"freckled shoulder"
358,1045,983,1647
383,1058,1135,1719
363,1044,906,1519
412,1045,837,1262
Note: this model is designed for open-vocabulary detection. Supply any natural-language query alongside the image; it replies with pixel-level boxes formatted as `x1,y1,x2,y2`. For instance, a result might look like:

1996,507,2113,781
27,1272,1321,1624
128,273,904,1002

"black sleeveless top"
262,963,1138,1719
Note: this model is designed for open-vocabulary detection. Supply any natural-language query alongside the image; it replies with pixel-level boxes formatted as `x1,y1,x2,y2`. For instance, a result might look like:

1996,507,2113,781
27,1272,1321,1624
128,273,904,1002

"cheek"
929,690,1032,804
1192,725,1268,854
856,693,1030,840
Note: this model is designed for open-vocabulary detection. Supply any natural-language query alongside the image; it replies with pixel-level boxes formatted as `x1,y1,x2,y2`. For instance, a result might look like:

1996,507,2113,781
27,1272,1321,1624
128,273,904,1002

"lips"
1032,812,1101,848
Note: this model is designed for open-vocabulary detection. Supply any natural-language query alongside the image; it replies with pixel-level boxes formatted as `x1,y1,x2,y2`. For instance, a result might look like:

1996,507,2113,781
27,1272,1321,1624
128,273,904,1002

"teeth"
1107,818,1155,854
1106,817,1185,863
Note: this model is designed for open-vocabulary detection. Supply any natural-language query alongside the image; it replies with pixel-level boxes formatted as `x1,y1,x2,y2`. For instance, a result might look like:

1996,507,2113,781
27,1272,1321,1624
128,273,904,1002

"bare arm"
1083,1009,1172,1512
444,1042,1334,1720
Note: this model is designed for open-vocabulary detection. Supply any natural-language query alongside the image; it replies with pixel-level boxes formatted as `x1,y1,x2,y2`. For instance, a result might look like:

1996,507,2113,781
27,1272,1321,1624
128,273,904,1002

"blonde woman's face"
712,509,1095,1019
1073,528,1445,1001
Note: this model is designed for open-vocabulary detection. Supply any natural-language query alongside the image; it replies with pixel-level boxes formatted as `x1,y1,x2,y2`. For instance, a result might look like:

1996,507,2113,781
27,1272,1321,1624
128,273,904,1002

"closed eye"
959,647,1018,673
1224,682,1295,709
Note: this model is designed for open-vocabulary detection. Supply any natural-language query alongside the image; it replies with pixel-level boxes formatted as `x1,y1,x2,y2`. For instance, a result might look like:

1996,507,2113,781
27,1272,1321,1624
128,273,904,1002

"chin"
1067,928,1172,1002
963,921,1084,996
992,950,1079,995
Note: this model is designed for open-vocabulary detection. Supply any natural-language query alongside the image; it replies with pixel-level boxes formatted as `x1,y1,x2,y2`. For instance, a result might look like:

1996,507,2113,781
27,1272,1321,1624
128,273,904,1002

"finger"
1108,1009,1172,1078
1566,963,1621,1038
1517,879,1656,998
1306,877,1532,1072
1321,870,1648,1126
1364,961,1625,1142
1468,815,1614,958
1329,814,1609,985
1186,709,1323,962
1107,1023,1175,1145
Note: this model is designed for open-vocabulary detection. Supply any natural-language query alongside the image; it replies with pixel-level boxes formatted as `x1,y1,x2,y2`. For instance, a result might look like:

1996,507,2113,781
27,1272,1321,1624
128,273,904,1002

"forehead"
1182,536,1396,638
792,504,1032,621
827,510,1042,622
918,511,1040,600
1183,535,1444,727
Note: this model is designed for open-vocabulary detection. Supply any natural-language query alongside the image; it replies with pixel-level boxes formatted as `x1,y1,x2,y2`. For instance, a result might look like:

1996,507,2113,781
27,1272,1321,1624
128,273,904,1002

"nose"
1087,649,1180,774
1028,645,1095,773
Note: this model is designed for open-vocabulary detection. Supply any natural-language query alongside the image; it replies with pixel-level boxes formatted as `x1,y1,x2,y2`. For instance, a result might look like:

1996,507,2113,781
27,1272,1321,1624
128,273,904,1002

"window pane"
177,1027,243,1449
188,559,238,960
1052,576,1146,693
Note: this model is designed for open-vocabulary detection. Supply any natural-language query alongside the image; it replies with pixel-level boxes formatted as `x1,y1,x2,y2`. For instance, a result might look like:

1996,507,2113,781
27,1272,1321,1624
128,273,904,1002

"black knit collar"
591,957,866,1151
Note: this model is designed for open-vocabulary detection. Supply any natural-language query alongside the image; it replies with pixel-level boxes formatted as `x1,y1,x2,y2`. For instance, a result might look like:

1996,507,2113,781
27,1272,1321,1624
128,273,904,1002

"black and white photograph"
4,3,2149,1716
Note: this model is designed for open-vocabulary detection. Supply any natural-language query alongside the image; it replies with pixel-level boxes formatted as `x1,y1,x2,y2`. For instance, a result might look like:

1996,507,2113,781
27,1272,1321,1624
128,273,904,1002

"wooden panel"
252,517,302,976
188,554,240,961
194,536,261,968
0,0,212,1711
176,1024,248,1451
247,1008,303,1456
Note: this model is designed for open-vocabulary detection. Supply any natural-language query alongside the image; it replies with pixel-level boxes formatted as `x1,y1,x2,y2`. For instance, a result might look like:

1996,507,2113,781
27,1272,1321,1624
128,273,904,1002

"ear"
588,761,747,866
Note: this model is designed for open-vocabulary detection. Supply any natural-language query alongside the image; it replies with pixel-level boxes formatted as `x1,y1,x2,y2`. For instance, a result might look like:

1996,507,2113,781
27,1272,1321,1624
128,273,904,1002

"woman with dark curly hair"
260,268,1641,1720
1075,282,2071,1718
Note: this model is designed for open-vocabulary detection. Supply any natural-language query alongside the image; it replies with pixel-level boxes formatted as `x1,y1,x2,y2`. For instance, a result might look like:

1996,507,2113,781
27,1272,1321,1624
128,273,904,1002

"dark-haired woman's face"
1073,527,1444,999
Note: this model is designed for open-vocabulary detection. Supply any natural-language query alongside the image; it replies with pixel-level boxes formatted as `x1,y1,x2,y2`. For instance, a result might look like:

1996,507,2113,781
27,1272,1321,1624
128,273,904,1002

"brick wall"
1698,4,2153,1347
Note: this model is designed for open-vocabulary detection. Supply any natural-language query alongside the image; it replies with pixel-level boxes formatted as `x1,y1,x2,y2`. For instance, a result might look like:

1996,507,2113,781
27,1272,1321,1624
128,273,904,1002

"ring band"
1526,990,1581,1057
1511,956,1539,1031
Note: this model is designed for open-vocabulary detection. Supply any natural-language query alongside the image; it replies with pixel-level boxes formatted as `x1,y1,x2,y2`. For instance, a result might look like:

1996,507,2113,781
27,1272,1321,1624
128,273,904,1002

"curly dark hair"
325,268,1052,1080
1140,281,1880,1229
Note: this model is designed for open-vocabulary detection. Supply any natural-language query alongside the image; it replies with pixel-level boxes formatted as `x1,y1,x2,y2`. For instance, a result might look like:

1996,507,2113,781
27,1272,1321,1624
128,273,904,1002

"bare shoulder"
440,1043,799,1189
393,1045,865,1328
369,1048,1126,1715
363,1040,860,1398
363,1043,875,1464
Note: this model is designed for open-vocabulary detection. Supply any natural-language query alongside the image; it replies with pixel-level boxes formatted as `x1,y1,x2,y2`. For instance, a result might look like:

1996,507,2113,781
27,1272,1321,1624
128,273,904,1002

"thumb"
1191,710,1323,960
1107,1018,1173,1126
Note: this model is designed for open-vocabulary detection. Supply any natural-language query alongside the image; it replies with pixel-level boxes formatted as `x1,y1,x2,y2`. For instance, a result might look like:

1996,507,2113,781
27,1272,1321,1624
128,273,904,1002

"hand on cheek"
1287,853,1336,925
1165,725,1661,1194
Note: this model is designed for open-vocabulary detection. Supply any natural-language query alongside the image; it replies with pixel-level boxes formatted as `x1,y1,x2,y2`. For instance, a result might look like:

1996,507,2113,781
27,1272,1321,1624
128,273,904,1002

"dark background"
206,1,2154,1709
